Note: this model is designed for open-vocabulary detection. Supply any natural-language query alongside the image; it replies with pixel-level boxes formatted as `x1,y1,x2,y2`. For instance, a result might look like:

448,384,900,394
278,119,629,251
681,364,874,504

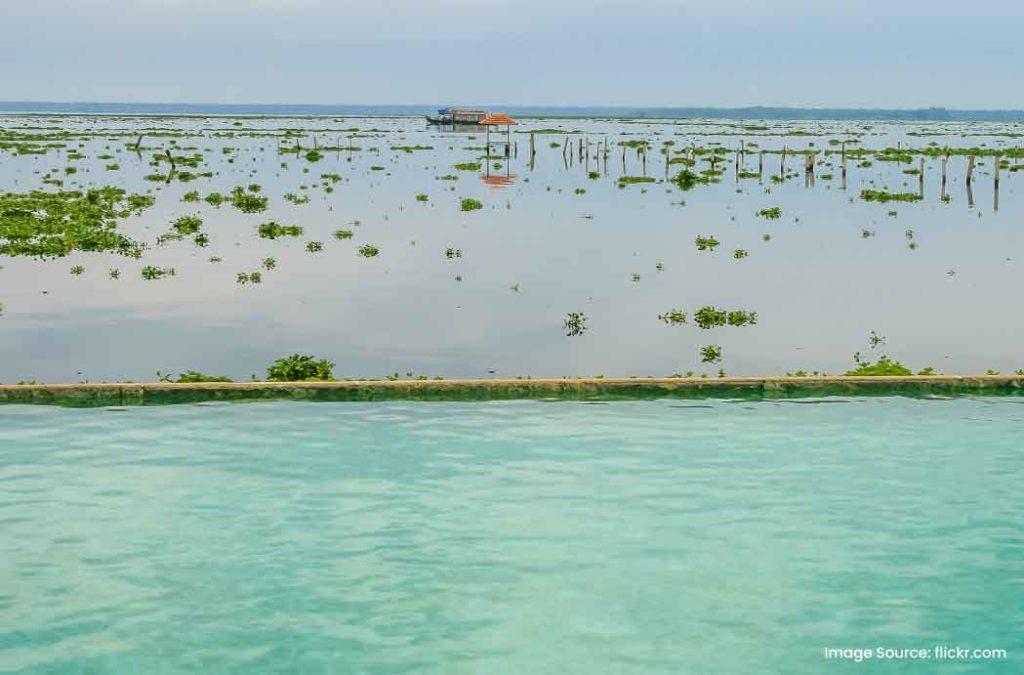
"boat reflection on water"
431,123,489,134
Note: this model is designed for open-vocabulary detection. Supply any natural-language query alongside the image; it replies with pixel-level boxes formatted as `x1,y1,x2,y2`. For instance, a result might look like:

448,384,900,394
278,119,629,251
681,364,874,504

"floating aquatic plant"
171,215,202,235
658,308,687,325
141,265,175,280
231,186,268,213
695,236,720,251
564,312,588,337
0,187,150,259
860,189,922,203
700,345,723,363
693,307,757,329
257,222,303,239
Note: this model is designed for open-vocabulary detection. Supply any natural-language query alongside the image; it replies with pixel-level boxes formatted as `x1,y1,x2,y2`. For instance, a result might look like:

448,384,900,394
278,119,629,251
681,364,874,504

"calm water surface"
1,398,1022,672
1,116,1022,381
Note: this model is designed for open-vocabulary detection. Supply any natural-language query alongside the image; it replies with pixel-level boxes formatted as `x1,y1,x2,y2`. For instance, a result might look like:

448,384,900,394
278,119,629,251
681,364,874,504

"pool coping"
1,375,1022,407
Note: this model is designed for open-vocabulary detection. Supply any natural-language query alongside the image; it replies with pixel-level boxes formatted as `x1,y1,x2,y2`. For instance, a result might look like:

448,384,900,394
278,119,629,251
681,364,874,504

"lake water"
1,398,1021,672
1,115,1022,382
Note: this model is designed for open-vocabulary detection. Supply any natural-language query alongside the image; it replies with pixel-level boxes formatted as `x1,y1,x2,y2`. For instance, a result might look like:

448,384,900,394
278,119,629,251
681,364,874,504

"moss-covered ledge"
0,375,1022,407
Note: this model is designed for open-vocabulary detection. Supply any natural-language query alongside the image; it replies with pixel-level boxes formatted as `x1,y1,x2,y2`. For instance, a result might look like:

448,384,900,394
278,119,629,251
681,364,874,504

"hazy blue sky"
5,0,1022,107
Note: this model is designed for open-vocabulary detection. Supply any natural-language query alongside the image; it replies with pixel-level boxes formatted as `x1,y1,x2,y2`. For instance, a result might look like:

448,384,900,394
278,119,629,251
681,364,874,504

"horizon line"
4,100,1024,112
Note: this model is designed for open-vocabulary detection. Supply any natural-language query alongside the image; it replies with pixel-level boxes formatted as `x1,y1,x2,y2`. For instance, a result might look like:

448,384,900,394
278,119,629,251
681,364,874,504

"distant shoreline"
4,101,1024,122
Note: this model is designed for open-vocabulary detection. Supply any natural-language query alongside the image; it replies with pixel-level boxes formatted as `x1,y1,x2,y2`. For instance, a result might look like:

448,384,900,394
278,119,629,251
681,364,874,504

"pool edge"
1,376,1022,407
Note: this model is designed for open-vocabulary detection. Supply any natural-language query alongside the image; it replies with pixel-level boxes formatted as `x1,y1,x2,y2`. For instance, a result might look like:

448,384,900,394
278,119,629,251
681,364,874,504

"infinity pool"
2,398,1021,672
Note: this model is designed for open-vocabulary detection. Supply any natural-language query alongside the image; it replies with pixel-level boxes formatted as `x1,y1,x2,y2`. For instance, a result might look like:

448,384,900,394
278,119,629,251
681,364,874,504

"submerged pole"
995,155,1001,212
941,154,949,199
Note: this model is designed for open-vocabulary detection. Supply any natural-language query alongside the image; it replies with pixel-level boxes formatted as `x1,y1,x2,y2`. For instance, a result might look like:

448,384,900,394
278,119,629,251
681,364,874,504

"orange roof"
483,174,515,186
479,113,517,126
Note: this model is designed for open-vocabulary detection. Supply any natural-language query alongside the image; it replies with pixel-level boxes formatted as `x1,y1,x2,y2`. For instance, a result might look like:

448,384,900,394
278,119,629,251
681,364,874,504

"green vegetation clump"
283,192,311,205
306,241,324,253
174,371,233,383
204,192,227,207
358,244,380,258
695,236,720,251
845,354,914,376
454,162,482,171
332,229,354,240
860,189,922,203
693,307,757,329
257,221,303,239
141,265,175,280
564,312,588,337
231,186,268,213
171,215,203,235
0,187,150,258
415,194,429,202
267,354,335,381
757,207,782,219
658,308,687,326
460,198,483,212
700,345,723,363
618,176,656,185
672,169,717,190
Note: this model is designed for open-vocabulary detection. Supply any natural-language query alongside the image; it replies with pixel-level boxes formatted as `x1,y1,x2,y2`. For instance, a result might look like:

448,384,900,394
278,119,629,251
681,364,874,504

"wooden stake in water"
967,155,975,186
995,156,1001,212
941,154,949,199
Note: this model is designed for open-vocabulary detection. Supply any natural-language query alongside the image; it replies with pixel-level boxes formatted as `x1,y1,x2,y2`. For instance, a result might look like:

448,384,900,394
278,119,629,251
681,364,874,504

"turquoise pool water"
1,398,1022,672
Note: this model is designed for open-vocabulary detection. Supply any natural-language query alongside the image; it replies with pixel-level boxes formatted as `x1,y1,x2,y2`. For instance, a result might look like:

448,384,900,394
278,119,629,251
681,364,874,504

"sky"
4,0,1023,108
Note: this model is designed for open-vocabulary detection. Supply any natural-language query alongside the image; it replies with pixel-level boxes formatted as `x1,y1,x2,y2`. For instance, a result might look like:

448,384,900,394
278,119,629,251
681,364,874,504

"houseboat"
425,108,488,125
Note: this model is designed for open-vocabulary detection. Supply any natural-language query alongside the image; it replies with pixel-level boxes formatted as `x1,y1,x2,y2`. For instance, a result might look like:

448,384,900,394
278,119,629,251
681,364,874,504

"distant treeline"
3,101,1024,122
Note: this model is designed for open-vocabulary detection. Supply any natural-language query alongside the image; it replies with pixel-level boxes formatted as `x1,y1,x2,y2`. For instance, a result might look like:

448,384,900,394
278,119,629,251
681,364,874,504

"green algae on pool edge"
1,398,1020,672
